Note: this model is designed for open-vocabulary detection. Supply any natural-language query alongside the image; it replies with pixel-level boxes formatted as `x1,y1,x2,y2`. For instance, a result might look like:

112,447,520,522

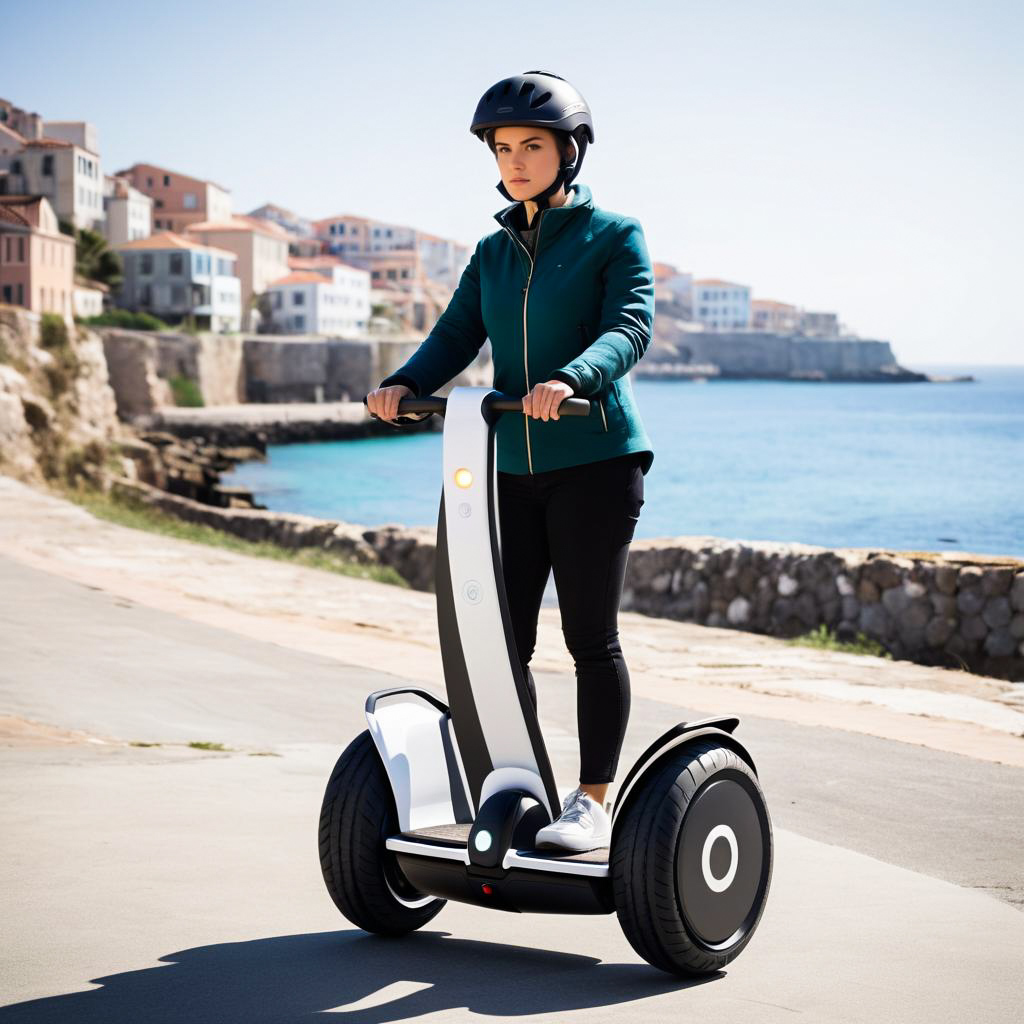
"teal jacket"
379,182,655,476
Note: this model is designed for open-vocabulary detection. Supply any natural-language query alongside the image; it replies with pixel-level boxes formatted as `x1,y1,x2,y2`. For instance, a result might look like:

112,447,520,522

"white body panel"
441,388,556,817
365,691,465,832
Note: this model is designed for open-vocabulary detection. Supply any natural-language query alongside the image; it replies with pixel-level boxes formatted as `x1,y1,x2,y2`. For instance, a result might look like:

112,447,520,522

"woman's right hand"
366,384,418,423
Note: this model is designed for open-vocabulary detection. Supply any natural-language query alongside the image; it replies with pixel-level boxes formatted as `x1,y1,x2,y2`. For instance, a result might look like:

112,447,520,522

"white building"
692,278,752,330
103,174,152,245
266,264,370,335
1,136,104,232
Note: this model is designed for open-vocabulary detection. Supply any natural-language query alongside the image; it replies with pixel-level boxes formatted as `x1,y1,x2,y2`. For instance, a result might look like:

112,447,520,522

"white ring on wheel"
701,824,738,893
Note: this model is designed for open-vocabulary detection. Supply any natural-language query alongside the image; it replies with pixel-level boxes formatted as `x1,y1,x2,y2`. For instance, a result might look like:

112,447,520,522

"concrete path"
2,474,1023,1022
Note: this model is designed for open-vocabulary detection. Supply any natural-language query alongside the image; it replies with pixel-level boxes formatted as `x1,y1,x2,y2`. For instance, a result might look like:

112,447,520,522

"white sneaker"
534,787,611,853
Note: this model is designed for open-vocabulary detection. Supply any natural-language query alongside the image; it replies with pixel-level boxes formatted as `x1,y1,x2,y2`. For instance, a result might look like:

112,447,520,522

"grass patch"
129,741,162,748
54,481,409,587
189,741,230,751
787,623,892,659
80,310,171,331
248,751,283,757
168,374,204,407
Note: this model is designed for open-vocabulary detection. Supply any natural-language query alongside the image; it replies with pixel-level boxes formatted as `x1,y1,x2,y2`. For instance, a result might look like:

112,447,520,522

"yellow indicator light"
454,468,473,488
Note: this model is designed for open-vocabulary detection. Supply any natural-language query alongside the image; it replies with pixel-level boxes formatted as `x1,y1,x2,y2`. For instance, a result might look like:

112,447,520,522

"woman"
367,70,655,852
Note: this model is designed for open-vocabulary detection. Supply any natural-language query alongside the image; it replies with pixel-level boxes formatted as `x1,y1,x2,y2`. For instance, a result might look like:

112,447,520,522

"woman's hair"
485,126,576,165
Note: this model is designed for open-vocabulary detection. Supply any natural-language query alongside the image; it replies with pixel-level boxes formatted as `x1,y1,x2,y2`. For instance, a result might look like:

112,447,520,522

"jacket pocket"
578,323,609,433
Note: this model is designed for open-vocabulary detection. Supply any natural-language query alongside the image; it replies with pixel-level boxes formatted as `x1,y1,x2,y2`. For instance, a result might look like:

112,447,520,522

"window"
272,292,281,309
292,291,305,306
163,174,170,186
155,199,164,209
1,285,10,302
171,285,185,304
42,155,53,176
169,253,184,275
338,224,345,234
11,159,21,174
183,192,197,210
17,236,24,262
147,176,153,187
386,269,397,280
294,314,305,330
16,283,23,305
140,284,152,305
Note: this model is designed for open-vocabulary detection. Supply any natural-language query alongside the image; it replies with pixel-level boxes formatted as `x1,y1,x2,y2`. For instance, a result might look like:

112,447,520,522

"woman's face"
492,125,574,202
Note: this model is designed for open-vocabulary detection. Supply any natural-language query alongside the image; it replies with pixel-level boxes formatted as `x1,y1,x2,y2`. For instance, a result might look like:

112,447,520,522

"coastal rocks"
625,539,1024,682
114,430,267,509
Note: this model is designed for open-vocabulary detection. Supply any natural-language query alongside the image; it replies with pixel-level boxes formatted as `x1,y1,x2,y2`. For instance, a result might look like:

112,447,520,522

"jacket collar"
493,182,592,235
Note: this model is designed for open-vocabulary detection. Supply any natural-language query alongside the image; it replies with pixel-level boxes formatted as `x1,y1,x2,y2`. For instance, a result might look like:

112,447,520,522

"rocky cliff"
0,307,124,485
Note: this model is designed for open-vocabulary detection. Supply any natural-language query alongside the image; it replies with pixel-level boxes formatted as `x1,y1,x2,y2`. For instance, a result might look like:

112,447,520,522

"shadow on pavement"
0,928,721,1022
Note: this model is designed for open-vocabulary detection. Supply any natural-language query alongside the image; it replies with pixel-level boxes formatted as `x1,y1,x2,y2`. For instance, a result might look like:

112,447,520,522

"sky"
5,0,1021,366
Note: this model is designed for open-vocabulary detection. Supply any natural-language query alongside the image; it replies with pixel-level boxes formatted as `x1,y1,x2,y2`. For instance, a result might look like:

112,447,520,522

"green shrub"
38,313,79,397
168,374,204,407
40,312,69,351
81,310,171,331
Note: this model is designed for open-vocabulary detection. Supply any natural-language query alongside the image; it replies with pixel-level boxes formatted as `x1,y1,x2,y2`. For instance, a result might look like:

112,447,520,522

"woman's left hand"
522,380,575,421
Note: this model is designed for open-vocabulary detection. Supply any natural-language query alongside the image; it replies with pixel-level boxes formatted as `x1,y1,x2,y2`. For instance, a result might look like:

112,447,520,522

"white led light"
474,829,493,852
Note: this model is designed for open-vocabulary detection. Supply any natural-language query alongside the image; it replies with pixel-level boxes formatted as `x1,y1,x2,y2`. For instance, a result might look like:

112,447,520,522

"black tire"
611,739,773,976
318,729,445,935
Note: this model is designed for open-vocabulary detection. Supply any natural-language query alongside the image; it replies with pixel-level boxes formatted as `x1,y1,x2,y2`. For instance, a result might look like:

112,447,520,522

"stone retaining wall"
624,537,1024,681
104,471,1024,682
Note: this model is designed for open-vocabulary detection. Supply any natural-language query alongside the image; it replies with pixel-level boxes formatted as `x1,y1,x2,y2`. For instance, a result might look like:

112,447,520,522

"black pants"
496,452,645,784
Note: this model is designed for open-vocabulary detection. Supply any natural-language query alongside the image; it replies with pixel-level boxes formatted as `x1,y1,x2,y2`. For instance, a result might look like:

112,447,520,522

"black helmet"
470,70,594,209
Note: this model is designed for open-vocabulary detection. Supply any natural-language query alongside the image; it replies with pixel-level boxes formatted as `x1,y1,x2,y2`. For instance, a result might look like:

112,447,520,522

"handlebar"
362,391,592,420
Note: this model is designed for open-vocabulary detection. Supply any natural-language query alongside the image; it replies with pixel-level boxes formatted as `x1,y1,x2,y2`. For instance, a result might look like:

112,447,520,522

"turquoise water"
222,364,1024,559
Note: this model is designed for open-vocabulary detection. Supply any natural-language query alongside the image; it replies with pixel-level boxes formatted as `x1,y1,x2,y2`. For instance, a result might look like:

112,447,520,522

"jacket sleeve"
378,240,488,398
549,217,654,397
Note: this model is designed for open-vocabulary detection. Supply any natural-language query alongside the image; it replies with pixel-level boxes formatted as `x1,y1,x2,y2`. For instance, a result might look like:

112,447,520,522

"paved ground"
2,475,1024,1022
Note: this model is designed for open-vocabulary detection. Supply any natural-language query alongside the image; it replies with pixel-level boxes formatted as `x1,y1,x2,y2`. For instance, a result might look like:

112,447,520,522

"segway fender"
611,716,757,830
364,687,473,832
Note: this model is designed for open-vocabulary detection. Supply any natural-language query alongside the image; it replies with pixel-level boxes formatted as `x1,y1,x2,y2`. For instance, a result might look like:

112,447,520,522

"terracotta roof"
186,215,289,240
268,271,334,287
313,213,371,227
751,299,796,310
695,278,746,288
0,195,47,228
288,255,341,269
23,137,73,149
114,163,231,194
115,230,237,259
0,203,30,227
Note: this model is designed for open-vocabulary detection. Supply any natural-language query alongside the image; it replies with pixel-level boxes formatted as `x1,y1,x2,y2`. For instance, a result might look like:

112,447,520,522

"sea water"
221,363,1024,560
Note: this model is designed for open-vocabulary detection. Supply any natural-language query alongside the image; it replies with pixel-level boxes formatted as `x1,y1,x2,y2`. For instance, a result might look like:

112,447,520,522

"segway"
319,387,772,976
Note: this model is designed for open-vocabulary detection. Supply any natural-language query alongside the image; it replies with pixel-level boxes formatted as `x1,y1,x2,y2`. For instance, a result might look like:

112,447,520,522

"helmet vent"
529,90,552,109
519,82,534,96
485,90,494,102
501,82,511,96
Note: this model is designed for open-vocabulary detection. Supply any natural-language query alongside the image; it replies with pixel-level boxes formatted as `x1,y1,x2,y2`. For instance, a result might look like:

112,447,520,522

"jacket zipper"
578,323,609,432
502,212,545,474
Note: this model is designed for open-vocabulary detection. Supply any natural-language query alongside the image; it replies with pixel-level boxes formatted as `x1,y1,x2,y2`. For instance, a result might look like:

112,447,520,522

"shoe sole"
533,834,610,854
